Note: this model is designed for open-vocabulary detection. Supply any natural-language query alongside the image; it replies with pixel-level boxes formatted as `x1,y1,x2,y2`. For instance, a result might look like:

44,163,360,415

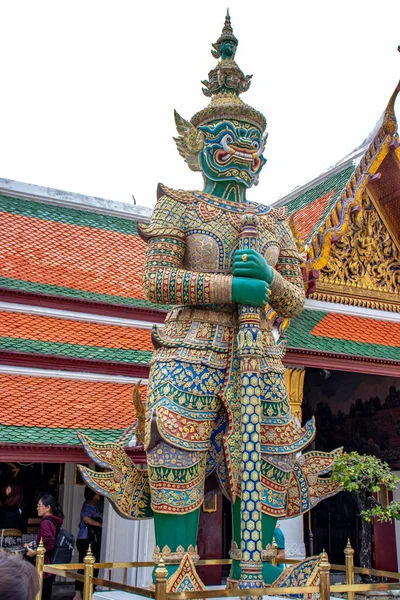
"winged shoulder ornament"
173,110,204,172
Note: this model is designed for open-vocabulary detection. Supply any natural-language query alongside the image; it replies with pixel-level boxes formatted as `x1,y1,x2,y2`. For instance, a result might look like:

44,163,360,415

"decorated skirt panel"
260,455,295,517
145,353,318,515
155,402,220,452
148,453,207,514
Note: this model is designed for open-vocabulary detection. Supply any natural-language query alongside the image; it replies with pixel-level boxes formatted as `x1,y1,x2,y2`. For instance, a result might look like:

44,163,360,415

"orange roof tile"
311,313,400,348
0,375,147,430
291,190,337,242
0,311,153,351
1,212,146,299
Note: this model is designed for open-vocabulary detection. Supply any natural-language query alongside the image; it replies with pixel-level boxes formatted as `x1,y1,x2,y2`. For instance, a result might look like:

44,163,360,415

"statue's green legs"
230,498,283,584
152,509,200,581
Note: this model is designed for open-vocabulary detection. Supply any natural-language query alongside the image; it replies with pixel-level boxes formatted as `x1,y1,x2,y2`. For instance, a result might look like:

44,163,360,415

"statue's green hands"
233,249,274,284
232,277,269,307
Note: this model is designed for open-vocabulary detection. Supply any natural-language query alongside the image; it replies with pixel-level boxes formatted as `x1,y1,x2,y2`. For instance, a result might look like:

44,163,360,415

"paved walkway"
53,583,75,599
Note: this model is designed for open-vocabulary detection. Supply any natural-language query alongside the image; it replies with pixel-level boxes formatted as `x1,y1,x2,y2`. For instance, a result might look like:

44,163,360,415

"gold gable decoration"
310,189,400,311
305,80,400,277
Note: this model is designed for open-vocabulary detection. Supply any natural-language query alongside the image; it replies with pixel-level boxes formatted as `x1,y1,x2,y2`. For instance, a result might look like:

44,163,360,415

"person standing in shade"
73,486,103,600
0,482,26,551
25,494,63,600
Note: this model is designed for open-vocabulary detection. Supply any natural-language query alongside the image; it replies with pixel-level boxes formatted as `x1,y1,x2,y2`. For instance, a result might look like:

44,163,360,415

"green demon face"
199,119,267,188
220,40,237,59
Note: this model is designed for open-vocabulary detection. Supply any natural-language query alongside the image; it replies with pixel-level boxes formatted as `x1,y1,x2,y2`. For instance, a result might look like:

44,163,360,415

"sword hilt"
237,208,262,359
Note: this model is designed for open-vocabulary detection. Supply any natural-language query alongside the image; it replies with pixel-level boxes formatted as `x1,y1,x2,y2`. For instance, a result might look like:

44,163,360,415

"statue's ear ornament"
260,132,269,155
173,110,205,172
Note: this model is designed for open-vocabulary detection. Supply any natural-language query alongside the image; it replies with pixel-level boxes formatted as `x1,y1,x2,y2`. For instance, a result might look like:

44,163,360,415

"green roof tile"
0,337,153,364
0,425,124,445
286,309,400,361
283,163,355,218
0,194,139,235
0,276,171,311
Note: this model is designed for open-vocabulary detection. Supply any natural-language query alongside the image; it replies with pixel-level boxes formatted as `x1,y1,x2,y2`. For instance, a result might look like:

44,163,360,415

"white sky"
0,0,399,208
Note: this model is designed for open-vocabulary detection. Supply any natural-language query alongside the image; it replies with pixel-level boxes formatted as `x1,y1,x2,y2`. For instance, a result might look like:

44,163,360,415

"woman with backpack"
25,493,64,600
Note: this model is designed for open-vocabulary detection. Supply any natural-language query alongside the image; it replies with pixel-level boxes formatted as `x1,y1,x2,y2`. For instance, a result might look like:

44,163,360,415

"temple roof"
0,306,397,450
274,80,400,273
0,309,152,365
0,190,159,310
281,162,356,243
286,309,400,362
0,371,147,446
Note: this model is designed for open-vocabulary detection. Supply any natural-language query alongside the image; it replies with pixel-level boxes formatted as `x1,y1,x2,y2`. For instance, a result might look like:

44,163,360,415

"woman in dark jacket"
0,483,26,550
25,494,63,600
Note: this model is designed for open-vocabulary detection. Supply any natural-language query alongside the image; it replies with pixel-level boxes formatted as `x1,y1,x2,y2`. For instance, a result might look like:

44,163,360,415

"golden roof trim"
309,290,400,313
306,80,400,272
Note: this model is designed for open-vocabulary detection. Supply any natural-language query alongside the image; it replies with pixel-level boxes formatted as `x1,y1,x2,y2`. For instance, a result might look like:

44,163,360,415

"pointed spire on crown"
211,9,238,59
191,10,266,132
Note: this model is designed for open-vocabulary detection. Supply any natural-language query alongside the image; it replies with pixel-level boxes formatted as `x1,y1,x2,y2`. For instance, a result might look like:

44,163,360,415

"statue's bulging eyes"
221,134,234,147
252,140,260,150
204,130,236,147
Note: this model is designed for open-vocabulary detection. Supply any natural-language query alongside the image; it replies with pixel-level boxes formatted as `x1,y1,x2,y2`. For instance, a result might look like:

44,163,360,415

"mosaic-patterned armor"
141,184,312,518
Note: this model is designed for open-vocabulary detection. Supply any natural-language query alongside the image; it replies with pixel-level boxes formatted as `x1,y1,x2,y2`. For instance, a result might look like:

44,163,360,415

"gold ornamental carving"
132,382,145,446
284,368,305,422
152,544,200,565
313,191,400,311
229,540,276,562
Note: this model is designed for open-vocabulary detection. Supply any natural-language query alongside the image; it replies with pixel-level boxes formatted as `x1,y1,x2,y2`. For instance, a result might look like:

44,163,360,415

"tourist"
73,486,103,600
0,552,39,600
25,493,64,600
0,482,26,550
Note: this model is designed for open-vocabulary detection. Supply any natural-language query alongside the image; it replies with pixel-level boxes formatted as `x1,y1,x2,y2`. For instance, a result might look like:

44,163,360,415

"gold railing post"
155,558,168,600
272,537,278,567
35,538,45,600
319,550,331,600
83,545,96,600
344,539,355,600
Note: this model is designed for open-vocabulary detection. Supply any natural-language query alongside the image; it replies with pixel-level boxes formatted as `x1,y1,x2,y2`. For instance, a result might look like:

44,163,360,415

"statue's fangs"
79,10,342,592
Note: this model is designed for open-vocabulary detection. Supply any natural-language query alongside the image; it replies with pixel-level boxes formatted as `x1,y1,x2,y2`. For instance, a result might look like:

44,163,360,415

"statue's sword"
237,209,264,593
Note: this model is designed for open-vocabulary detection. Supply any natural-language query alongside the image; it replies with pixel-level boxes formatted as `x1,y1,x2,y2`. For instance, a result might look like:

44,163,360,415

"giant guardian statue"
79,12,341,592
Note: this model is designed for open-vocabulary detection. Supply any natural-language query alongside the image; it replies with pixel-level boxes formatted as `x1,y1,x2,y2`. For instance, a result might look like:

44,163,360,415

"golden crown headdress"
191,10,266,133
174,11,267,171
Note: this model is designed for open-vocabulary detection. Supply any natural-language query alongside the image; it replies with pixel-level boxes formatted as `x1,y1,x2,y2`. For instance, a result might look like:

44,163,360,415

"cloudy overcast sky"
0,0,399,208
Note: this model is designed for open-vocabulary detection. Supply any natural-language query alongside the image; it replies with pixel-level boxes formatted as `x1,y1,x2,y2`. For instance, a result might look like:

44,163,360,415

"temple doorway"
302,368,400,567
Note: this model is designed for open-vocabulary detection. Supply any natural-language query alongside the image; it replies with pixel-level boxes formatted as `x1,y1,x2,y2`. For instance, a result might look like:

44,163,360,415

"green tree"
332,452,400,570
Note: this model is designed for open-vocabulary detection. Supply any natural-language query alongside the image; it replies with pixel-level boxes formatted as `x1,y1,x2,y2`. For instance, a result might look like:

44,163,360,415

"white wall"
100,499,155,587
278,516,305,560
60,462,155,586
